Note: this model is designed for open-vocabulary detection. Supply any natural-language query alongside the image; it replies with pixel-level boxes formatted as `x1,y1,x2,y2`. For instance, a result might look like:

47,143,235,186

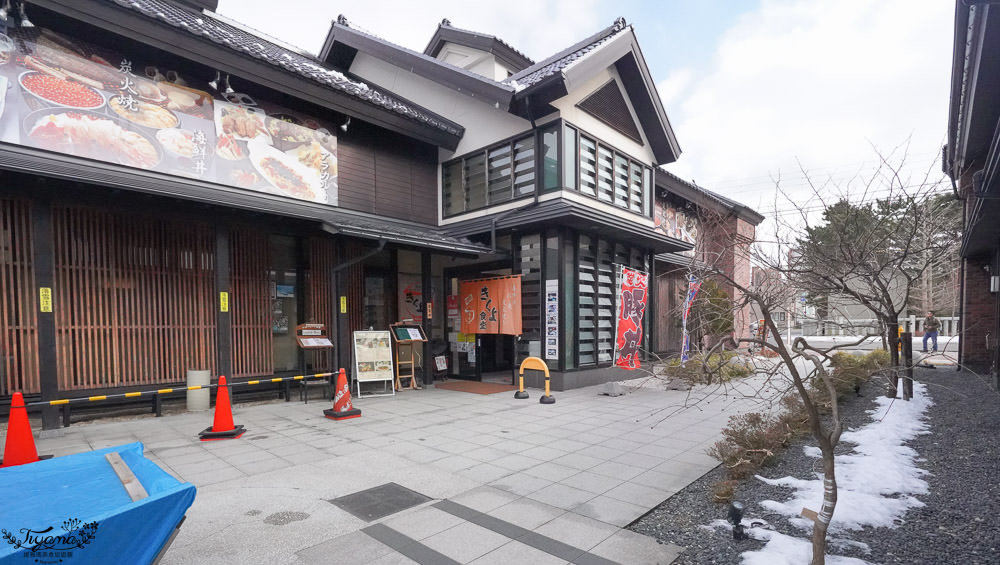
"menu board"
0,27,338,205
353,331,394,383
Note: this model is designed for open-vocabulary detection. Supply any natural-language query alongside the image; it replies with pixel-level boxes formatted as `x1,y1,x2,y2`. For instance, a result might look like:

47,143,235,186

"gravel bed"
629,367,1000,564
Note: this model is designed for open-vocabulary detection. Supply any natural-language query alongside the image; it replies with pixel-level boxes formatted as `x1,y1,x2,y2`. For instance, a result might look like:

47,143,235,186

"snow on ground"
707,382,934,564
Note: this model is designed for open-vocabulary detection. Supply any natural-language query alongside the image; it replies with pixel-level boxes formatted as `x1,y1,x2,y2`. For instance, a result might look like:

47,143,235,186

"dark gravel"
629,367,1000,564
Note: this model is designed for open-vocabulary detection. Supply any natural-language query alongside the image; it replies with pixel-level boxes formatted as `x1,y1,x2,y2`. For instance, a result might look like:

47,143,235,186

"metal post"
902,331,913,401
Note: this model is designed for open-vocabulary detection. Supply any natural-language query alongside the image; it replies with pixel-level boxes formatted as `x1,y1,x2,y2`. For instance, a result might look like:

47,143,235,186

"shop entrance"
444,264,518,382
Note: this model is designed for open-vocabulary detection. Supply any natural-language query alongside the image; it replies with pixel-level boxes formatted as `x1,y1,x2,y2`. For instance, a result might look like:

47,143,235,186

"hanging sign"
219,291,229,313
613,266,649,370
458,275,522,335
681,275,703,364
39,287,52,313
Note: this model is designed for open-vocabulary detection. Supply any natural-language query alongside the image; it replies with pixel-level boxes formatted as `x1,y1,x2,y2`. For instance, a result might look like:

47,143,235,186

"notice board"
353,331,394,384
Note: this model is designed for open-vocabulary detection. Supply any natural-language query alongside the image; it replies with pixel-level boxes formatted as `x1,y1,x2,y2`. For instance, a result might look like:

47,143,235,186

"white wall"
349,52,530,157
437,42,513,81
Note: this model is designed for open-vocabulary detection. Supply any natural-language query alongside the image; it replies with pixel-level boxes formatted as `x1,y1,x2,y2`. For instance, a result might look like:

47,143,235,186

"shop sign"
459,275,522,335
38,287,52,312
219,291,229,313
544,280,558,361
613,266,648,369
1,28,338,205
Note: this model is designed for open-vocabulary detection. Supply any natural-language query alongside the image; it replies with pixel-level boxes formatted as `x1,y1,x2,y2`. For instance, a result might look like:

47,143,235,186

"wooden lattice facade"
0,198,39,396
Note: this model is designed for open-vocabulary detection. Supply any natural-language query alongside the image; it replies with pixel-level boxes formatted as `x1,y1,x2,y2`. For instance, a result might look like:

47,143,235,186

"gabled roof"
41,0,463,148
505,18,681,165
504,20,625,92
320,15,515,110
657,169,765,225
423,19,534,73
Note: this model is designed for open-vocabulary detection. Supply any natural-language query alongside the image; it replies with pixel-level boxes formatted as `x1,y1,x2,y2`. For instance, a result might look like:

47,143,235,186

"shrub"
711,480,739,504
810,349,887,411
708,411,790,480
662,351,751,385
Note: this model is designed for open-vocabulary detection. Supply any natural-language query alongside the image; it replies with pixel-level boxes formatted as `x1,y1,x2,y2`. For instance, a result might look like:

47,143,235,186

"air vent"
577,80,643,144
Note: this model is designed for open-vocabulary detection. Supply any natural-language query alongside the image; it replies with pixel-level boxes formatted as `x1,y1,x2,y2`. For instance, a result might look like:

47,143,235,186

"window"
614,154,629,208
596,146,614,203
464,153,486,211
487,145,512,204
513,136,535,197
578,235,597,365
563,125,577,190
442,161,463,215
580,135,597,197
542,127,559,191
442,133,536,217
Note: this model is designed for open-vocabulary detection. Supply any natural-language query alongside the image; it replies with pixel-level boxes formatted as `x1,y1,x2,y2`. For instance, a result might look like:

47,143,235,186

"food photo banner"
613,266,648,370
459,275,522,336
0,27,338,205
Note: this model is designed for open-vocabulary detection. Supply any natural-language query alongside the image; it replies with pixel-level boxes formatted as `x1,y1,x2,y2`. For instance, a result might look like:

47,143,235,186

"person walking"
922,311,941,353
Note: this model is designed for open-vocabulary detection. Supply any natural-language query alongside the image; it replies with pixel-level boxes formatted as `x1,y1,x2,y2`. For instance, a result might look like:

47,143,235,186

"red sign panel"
459,276,522,335
614,266,649,369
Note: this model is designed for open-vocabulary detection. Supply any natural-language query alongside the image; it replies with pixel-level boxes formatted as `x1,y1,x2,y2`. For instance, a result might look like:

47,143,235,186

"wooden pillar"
215,225,232,379
32,197,58,430
421,250,432,386
334,239,347,372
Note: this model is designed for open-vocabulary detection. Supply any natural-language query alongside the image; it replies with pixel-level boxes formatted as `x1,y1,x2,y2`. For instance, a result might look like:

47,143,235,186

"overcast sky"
215,0,955,224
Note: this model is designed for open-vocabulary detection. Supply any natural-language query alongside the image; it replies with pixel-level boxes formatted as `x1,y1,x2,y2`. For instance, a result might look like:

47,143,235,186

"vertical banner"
398,273,423,322
459,275,522,335
544,280,559,361
614,266,649,369
681,275,703,364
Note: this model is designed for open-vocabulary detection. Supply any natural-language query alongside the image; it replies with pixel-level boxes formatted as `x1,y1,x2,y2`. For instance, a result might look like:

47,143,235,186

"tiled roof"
657,169,765,224
326,210,490,254
429,19,534,67
109,0,462,136
504,18,629,91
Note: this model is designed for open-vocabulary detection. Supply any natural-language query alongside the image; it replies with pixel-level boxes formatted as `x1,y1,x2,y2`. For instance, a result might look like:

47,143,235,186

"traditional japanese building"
946,0,1000,383
0,0,762,427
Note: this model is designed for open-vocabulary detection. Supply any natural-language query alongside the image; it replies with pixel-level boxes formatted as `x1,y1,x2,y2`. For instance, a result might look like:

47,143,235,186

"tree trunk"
810,450,838,565
886,318,900,396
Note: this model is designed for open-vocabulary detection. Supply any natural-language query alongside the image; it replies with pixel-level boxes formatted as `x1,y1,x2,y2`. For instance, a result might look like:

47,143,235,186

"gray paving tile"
575,445,628,460
487,498,567,530
456,462,514,483
552,452,605,471
526,483,597,511
470,540,570,565
449,485,522,513
589,529,684,565
296,530,393,565
363,523,461,565
534,512,619,552
489,471,553,496
524,462,581,482
603,482,672,507
421,520,510,563
492,453,545,472
588,460,645,481
560,471,625,495
572,495,649,527
630,469,691,492
382,507,465,541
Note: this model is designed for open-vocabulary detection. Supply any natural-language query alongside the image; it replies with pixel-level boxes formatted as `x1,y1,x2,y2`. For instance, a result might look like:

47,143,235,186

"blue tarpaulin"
0,442,196,565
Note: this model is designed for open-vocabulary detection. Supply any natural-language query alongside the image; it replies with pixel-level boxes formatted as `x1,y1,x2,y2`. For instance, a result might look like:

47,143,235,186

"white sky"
215,0,955,224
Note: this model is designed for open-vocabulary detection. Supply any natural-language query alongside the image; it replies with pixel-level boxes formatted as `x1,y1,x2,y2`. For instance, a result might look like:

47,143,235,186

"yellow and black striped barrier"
23,372,335,409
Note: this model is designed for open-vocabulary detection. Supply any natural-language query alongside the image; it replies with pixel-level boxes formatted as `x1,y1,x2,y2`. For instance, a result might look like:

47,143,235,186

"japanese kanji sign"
459,275,522,335
614,266,649,370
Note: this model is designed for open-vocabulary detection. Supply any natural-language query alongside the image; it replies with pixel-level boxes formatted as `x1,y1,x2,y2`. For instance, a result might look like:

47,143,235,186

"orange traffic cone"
324,368,361,421
1,392,40,467
199,376,246,440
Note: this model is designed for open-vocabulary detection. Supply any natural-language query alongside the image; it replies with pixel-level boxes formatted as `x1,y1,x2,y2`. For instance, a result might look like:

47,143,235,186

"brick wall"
961,256,995,371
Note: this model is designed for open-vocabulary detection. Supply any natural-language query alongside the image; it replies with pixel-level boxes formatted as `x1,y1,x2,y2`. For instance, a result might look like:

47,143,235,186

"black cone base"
324,408,362,420
514,391,529,399
0,454,53,466
540,395,555,404
199,424,246,441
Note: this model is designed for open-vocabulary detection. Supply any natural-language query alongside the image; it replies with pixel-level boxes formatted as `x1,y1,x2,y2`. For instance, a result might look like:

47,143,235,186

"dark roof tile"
505,17,628,91
110,0,461,135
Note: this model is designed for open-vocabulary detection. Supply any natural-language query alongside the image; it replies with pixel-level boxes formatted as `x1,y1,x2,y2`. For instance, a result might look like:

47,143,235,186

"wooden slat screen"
306,237,335,371
0,198,39,395
53,206,216,391
345,240,364,333
230,226,271,377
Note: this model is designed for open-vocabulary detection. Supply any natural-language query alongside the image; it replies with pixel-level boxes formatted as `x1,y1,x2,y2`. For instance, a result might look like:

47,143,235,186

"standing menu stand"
353,331,395,398
390,322,427,390
295,324,335,402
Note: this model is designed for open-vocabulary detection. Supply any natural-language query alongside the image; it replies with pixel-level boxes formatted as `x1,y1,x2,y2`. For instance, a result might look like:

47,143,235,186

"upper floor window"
442,121,653,219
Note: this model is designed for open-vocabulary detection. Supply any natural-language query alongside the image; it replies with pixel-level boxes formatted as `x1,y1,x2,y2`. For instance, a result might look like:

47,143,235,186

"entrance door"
445,265,516,381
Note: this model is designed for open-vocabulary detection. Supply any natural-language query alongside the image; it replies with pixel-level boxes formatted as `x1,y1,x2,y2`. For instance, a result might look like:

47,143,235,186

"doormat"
433,381,518,395
328,482,431,522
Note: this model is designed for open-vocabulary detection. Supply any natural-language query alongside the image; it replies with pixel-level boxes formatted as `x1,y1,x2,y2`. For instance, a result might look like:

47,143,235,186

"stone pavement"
31,378,768,564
